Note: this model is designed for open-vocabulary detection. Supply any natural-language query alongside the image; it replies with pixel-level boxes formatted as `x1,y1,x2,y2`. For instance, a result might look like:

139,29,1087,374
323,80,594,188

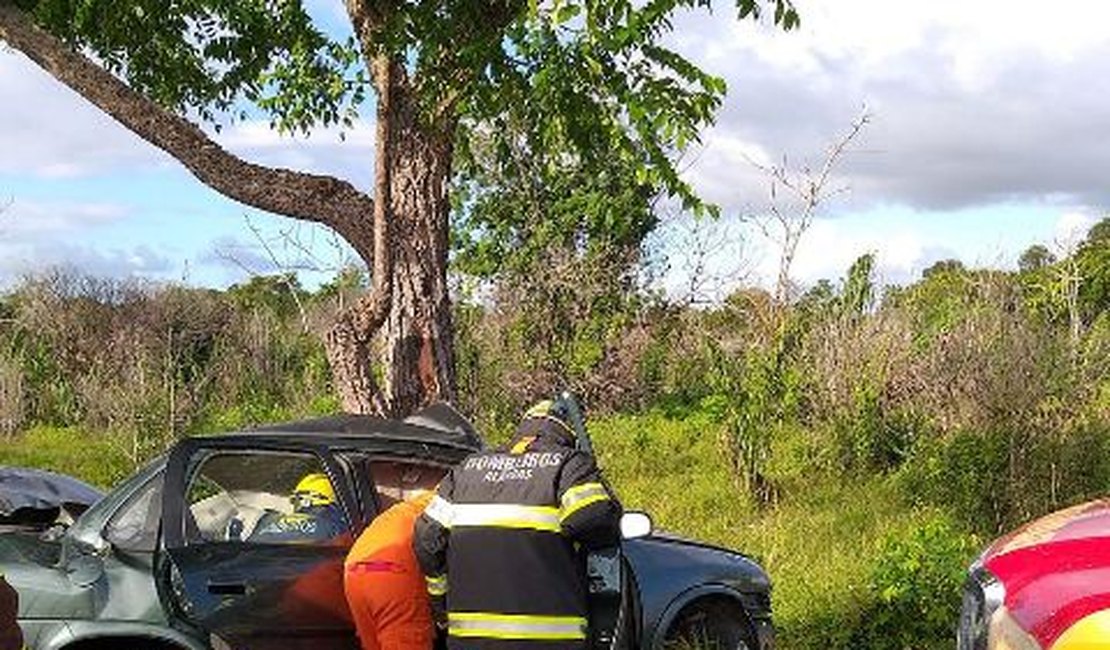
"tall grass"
592,412,976,649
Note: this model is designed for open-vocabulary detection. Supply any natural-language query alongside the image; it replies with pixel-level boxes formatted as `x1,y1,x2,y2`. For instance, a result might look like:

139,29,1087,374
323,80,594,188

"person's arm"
413,471,455,623
557,451,622,549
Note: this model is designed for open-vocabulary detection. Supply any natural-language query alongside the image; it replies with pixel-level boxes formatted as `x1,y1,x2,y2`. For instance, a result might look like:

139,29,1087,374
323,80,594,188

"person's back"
345,492,435,650
414,400,621,650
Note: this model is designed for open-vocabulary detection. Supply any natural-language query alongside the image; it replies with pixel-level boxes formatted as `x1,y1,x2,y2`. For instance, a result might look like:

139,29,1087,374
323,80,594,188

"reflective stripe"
448,612,587,640
425,495,455,528
510,436,536,454
451,504,561,532
425,574,448,596
560,482,610,522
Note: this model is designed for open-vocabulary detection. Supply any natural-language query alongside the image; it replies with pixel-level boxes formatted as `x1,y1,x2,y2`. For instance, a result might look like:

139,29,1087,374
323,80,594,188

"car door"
588,545,633,650
155,438,360,650
561,393,635,650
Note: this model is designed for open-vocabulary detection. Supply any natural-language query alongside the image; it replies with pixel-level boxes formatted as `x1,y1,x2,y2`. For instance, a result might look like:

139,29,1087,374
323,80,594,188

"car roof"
204,402,484,457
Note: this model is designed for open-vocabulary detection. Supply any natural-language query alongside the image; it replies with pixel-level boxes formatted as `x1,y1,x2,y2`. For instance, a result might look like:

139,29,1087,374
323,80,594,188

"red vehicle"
958,499,1110,649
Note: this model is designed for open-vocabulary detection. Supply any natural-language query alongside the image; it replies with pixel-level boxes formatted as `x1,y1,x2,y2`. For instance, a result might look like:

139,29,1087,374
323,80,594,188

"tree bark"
378,88,457,417
331,2,458,417
326,53,458,417
323,102,457,417
323,54,397,416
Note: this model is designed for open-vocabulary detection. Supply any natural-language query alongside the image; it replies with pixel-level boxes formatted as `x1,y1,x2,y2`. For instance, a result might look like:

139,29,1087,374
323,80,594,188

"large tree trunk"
324,55,457,417
379,100,457,417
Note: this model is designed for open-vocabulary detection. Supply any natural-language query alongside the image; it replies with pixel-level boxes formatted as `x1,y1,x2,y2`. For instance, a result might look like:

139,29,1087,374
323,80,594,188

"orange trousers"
344,494,434,650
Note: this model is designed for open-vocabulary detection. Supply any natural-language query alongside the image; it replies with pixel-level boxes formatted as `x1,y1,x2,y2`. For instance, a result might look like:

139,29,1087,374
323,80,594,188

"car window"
368,461,445,510
185,450,349,546
104,471,164,553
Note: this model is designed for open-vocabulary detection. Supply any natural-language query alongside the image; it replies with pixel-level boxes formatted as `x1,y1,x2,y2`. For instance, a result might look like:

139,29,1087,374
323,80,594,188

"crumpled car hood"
0,466,102,522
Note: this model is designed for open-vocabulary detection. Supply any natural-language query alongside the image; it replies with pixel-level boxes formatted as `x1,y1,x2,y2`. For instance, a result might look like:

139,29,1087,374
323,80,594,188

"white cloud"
218,119,376,151
691,0,1110,79
1053,211,1099,250
0,199,130,236
3,0,1108,294
0,50,375,188
0,241,173,285
765,220,932,286
0,52,165,178
673,0,1110,214
214,119,377,189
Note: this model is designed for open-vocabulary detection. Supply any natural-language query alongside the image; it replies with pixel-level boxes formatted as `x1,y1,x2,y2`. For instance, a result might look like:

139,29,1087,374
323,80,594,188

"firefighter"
413,399,622,650
249,472,346,543
344,491,436,650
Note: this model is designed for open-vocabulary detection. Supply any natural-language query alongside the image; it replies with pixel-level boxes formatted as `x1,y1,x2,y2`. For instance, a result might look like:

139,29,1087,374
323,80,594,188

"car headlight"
957,565,1005,650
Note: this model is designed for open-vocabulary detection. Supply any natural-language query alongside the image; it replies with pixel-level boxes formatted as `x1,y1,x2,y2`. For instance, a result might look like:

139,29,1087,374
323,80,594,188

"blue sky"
1,0,1106,296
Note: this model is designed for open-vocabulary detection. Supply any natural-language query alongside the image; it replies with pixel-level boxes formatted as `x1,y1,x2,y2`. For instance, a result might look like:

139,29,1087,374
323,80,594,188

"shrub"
854,514,977,650
0,426,133,488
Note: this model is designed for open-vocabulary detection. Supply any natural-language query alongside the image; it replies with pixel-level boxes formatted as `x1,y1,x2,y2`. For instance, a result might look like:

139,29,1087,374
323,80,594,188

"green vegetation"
0,425,131,489
2,219,1110,648
590,412,981,649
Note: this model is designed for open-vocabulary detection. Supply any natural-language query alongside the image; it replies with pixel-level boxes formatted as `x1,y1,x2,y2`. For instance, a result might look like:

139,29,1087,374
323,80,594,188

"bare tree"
657,212,750,307
746,111,871,304
1053,240,1085,350
214,214,363,336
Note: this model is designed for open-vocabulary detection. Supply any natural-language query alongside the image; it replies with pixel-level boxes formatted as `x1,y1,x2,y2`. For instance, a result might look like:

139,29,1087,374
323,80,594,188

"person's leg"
373,571,434,650
344,566,383,650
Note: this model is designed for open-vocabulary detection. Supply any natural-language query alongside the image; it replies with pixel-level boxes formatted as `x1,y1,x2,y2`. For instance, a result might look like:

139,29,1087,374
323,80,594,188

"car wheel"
664,599,757,650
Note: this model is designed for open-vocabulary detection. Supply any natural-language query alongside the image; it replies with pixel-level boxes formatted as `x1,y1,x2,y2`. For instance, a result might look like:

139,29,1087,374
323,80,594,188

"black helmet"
512,399,575,447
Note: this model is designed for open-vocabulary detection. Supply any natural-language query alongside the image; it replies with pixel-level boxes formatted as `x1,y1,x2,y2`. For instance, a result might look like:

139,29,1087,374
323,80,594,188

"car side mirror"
69,524,112,557
82,533,113,557
620,511,653,539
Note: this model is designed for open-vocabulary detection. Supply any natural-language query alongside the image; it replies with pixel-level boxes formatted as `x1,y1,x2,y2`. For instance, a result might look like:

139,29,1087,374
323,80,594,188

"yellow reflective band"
425,574,448,596
450,504,561,533
424,495,455,528
560,482,610,522
448,612,587,641
510,436,536,454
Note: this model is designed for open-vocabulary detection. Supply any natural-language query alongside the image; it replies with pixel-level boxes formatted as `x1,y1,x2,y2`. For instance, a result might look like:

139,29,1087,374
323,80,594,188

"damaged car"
4,403,774,650
0,466,102,650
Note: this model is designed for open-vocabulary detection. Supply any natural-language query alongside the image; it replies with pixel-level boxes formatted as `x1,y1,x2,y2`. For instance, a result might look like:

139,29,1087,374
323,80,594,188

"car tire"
664,599,757,650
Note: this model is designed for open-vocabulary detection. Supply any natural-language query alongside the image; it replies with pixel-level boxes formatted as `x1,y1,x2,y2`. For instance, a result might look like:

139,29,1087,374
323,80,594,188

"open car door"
155,438,360,650
588,545,636,650
560,393,635,650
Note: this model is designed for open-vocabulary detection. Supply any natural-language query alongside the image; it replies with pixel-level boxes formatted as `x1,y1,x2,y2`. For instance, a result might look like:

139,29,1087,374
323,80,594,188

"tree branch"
347,54,396,341
0,2,377,261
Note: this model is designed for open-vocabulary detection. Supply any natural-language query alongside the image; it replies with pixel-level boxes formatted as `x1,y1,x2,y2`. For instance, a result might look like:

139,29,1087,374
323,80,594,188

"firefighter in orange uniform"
344,491,436,650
